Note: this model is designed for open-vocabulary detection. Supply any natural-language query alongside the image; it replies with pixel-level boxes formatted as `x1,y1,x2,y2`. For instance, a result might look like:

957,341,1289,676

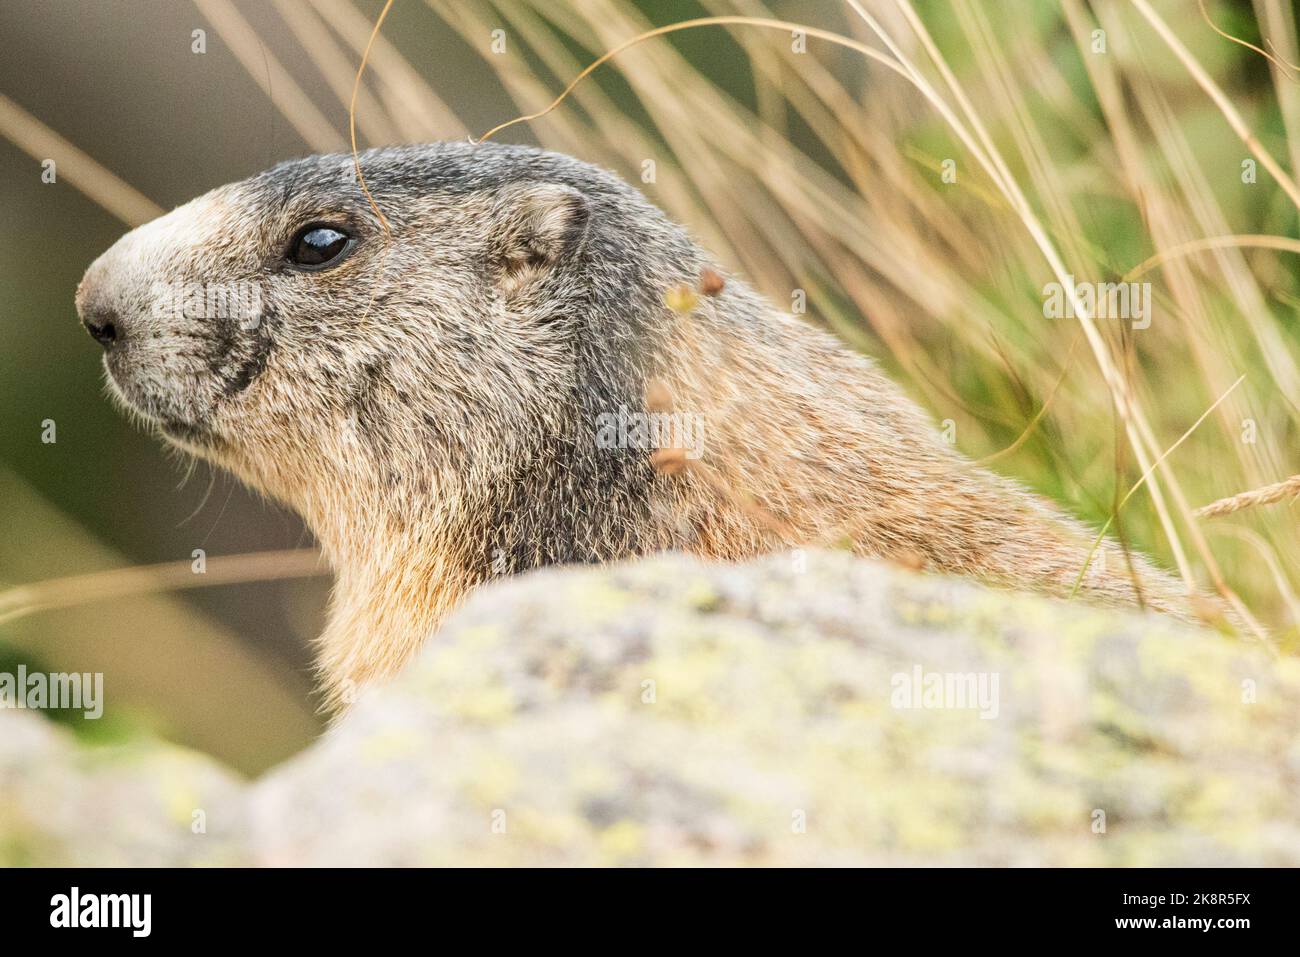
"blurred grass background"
0,0,1296,774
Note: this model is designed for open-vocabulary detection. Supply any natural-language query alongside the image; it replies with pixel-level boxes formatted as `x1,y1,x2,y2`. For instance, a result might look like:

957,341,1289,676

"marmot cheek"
205,304,276,400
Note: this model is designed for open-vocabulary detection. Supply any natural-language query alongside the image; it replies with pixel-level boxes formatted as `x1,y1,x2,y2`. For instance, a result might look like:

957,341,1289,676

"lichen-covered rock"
0,707,246,866
3,551,1299,865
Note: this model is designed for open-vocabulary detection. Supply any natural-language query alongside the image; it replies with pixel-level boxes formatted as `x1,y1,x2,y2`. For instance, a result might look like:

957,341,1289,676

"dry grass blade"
193,0,346,152
1123,234,1300,280
1196,475,1300,519
271,0,400,145
1071,375,1253,625
472,14,909,143
0,549,325,627
974,332,1082,466
349,0,394,235
312,0,466,140
870,0,1202,598
0,92,162,226
1197,0,1299,81
1133,0,1300,210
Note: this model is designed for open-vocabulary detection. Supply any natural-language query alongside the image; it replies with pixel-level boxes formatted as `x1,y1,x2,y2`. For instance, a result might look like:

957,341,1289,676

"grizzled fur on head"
79,143,694,548
79,141,1223,706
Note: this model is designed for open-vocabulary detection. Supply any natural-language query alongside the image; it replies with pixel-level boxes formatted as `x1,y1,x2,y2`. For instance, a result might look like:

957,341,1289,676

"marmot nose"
81,304,121,348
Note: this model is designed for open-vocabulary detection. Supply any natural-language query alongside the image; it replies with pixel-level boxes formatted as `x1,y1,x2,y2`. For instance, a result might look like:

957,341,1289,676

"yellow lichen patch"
680,576,722,612
560,579,638,622
890,785,969,853
163,782,202,827
412,625,506,687
506,807,590,855
359,728,422,763
597,820,646,861
636,637,743,724
444,683,517,725
461,754,520,808
1006,774,1090,834
570,763,621,795
1182,773,1258,826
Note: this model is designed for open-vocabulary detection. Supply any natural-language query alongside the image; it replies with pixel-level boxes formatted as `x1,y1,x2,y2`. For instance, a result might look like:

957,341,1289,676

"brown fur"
76,142,1216,709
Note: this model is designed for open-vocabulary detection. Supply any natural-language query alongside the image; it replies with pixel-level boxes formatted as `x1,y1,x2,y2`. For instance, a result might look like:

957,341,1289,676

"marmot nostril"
82,308,120,348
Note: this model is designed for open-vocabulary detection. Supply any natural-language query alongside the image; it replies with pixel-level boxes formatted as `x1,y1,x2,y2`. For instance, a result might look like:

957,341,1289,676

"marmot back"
75,141,1222,705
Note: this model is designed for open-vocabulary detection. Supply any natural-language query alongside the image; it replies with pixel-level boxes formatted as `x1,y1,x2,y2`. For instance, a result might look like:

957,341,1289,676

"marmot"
76,142,1215,706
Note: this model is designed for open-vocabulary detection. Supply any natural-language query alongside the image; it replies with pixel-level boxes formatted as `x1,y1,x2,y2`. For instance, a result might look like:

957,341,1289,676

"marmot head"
76,142,697,556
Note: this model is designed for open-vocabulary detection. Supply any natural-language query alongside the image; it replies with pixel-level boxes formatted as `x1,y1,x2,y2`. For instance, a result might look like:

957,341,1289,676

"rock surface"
2,551,1298,865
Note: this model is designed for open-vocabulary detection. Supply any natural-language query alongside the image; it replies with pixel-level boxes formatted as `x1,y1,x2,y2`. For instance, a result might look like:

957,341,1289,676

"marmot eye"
289,226,352,269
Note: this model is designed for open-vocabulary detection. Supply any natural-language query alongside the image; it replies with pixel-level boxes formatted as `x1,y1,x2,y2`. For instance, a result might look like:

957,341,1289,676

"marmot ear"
494,183,590,286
